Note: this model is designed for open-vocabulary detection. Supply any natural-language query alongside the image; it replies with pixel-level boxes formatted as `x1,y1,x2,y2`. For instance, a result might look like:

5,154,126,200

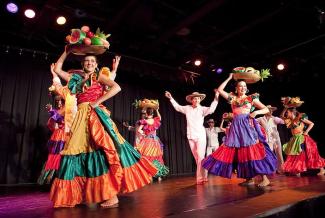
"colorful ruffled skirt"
282,134,325,173
50,103,157,207
202,114,277,179
37,128,65,185
137,135,169,178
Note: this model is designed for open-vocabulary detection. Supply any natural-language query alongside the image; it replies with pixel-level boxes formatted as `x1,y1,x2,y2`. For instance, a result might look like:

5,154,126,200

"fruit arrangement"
133,99,159,110
232,67,271,83
65,26,110,55
281,97,304,108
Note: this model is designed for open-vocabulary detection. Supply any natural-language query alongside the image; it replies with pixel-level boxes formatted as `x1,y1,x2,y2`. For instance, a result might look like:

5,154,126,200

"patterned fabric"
203,94,276,179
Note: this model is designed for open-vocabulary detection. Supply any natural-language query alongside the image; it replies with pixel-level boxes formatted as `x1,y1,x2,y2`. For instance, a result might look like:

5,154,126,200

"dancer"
280,98,325,176
50,47,157,208
257,105,285,173
203,73,276,187
205,118,222,157
123,109,147,146
219,112,233,138
136,107,169,180
37,98,65,185
165,90,219,184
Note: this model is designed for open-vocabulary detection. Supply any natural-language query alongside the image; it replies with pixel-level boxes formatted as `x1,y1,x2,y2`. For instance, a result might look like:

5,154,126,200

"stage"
1,174,325,218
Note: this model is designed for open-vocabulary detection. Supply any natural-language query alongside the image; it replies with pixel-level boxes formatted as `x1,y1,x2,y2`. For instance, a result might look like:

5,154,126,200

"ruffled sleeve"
250,93,260,101
139,119,147,125
48,109,64,123
98,67,111,79
300,113,308,121
68,73,84,94
153,117,161,129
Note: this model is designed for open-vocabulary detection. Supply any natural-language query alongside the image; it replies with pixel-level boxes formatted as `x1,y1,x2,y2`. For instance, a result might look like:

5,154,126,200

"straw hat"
266,105,277,111
185,92,206,103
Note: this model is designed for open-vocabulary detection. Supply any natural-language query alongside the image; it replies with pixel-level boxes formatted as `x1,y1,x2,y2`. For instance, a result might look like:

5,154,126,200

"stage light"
216,68,223,74
24,9,35,18
194,60,201,66
277,64,285,70
6,2,18,13
56,16,66,25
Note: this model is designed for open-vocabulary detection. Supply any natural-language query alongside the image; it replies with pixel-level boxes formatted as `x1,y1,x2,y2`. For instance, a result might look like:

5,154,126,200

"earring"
246,89,249,94
235,90,237,94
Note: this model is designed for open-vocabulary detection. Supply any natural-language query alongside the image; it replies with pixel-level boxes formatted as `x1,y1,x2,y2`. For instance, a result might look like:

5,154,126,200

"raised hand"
123,121,129,128
50,63,58,77
112,55,121,72
165,91,172,99
46,103,53,112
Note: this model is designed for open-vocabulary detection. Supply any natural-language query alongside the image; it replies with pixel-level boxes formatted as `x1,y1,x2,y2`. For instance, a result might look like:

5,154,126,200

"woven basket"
139,102,159,110
233,72,260,84
285,102,303,108
68,44,107,55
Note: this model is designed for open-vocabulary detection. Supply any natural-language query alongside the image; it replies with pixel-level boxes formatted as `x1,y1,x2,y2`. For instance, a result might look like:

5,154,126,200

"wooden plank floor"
1,174,325,218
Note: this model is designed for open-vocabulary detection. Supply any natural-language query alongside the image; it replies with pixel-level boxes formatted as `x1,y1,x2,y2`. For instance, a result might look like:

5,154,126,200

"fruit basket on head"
281,97,304,108
232,67,271,84
133,99,159,110
66,26,110,55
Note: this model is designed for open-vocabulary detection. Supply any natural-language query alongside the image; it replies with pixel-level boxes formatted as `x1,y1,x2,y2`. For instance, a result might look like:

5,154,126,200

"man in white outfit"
165,91,219,184
257,105,285,173
205,118,222,156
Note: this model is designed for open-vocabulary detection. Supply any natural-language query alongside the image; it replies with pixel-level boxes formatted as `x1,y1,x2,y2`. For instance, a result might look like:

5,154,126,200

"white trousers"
206,145,218,157
274,143,284,170
188,137,207,182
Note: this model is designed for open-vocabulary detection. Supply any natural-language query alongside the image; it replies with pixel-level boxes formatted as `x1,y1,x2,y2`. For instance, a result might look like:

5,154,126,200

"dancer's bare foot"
317,168,325,176
158,177,162,182
258,177,270,187
239,179,254,186
100,196,119,208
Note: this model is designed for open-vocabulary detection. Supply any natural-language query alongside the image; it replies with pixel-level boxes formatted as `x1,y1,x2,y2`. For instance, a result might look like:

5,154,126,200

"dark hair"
285,107,298,118
84,54,98,61
54,97,65,109
146,108,155,116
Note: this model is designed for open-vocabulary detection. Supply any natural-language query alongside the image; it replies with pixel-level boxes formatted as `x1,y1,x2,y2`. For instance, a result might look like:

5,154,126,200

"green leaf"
260,69,271,81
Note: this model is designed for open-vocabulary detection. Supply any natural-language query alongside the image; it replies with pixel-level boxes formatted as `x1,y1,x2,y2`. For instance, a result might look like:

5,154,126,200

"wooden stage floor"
1,174,325,218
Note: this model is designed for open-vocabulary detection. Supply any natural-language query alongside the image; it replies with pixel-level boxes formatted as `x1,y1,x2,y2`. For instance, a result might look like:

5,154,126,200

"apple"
81,26,90,33
83,37,91,45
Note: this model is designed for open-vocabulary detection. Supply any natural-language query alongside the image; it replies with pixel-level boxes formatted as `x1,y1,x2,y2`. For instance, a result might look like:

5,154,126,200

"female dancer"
50,47,157,208
37,97,65,185
203,73,276,187
280,105,325,176
136,107,169,180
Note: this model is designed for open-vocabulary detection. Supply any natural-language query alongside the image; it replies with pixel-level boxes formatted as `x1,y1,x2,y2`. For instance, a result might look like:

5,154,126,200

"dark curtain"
0,52,200,184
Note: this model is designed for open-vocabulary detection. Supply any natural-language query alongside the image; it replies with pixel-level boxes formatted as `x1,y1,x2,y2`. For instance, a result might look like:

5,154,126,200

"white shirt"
257,115,284,149
170,98,218,139
205,127,222,147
